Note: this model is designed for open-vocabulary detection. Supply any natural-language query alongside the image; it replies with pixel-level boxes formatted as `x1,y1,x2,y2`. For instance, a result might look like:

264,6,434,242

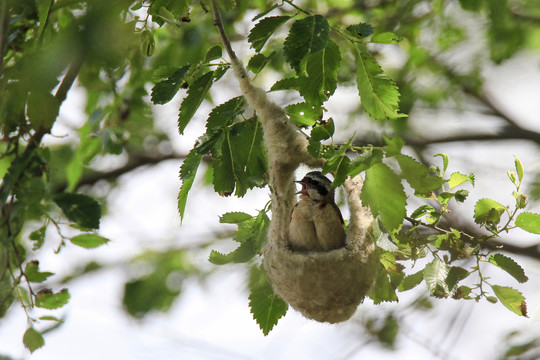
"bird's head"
296,171,335,202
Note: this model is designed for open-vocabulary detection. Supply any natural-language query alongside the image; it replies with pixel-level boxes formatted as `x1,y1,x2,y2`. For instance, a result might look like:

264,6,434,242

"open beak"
295,181,309,195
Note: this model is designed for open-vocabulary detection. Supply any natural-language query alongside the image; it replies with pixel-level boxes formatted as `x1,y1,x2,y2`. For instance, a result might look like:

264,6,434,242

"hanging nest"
208,8,379,320
263,176,379,323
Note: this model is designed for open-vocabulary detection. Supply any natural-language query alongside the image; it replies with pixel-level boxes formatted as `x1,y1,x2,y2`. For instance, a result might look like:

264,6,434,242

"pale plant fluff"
212,1,379,323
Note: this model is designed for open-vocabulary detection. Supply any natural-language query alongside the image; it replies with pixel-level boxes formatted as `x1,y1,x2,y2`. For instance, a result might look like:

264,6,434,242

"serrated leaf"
178,71,215,134
151,65,190,105
285,102,322,127
213,118,267,197
269,77,300,92
178,151,202,221
489,253,528,283
361,163,406,231
346,23,374,38
36,289,70,309
206,96,246,131
396,154,443,193
220,212,253,223
491,285,527,316
383,136,405,157
371,32,400,44
29,225,47,250
348,149,383,177
474,198,507,225
208,241,256,264
299,39,341,104
310,118,334,141
248,15,291,52
53,193,101,229
369,262,398,304
23,327,45,353
205,45,222,62
247,52,273,74
284,15,329,73
27,91,60,130
448,171,474,189
515,212,540,234
70,234,110,249
25,261,54,283
434,153,449,174
355,45,402,121
424,258,450,297
399,269,424,291
249,265,288,335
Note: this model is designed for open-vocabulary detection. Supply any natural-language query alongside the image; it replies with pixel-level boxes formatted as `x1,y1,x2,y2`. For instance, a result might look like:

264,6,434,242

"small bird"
288,171,346,252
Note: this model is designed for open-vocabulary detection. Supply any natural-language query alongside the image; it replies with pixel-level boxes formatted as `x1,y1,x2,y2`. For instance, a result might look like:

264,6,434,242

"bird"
288,171,346,252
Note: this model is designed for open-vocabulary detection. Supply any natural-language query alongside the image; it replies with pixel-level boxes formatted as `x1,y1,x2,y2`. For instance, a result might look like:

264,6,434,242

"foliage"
1,0,539,354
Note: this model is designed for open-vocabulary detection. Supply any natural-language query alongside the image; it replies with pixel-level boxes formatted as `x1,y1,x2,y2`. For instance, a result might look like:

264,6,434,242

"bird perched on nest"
288,171,346,252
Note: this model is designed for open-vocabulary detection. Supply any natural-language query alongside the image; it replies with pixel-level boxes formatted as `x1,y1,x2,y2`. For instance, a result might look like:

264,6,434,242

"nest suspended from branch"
211,0,379,323
264,176,379,323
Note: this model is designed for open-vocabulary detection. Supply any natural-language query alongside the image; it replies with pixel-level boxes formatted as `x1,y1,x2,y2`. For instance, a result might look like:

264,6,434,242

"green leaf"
248,15,291,52
434,153,449,174
178,150,203,221
299,39,341,104
489,253,528,283
247,52,273,74
398,269,424,291
396,154,443,193
248,265,288,336
29,225,47,250
285,102,322,127
208,241,256,264
448,171,474,189
23,327,45,353
369,262,399,304
424,258,450,297
70,234,110,249
25,261,54,283
269,77,300,92
473,198,507,225
486,0,525,63
206,96,246,131
284,15,329,73
346,23,374,38
410,204,436,219
383,136,405,157
348,149,383,177
53,193,101,229
123,271,181,318
219,212,253,223
371,32,400,44
361,163,406,231
213,118,267,197
178,71,215,134
27,91,60,130
491,285,527,316
514,155,524,183
355,45,402,121
205,45,222,62
515,212,540,234
141,30,155,56
36,288,70,309
151,65,190,105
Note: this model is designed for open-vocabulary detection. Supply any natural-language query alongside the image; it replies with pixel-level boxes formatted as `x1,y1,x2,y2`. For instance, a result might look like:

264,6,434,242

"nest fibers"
263,176,379,323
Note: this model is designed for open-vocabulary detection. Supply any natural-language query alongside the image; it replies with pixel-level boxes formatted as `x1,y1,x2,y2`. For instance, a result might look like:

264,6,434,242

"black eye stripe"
301,172,331,196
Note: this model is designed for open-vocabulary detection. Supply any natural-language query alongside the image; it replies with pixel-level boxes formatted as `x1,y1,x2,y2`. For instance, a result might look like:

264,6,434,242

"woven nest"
263,230,379,323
